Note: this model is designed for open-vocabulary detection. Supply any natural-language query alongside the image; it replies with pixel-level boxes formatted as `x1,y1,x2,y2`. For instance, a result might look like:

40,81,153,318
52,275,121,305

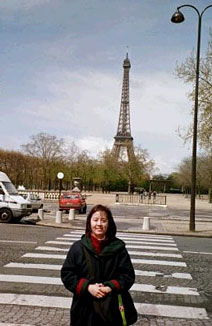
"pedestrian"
153,191,157,202
61,204,137,326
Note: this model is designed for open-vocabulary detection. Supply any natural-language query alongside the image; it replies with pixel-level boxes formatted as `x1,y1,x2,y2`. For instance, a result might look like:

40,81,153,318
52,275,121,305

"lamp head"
171,9,185,23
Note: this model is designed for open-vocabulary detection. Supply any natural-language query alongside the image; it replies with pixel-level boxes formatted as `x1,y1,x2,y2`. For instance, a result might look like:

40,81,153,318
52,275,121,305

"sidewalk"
35,193,212,238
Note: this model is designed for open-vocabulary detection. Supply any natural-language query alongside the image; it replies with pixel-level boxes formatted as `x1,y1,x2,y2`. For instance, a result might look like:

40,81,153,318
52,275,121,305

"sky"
0,0,211,174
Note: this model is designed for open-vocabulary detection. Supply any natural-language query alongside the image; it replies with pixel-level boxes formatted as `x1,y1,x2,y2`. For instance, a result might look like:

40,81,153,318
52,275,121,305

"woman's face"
90,210,109,239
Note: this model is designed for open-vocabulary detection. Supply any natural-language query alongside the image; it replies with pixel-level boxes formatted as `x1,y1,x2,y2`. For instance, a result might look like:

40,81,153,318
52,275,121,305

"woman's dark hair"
85,204,117,239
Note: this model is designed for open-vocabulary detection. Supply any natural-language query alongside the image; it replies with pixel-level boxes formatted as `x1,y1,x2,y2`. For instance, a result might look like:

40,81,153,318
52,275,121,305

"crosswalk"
0,230,209,324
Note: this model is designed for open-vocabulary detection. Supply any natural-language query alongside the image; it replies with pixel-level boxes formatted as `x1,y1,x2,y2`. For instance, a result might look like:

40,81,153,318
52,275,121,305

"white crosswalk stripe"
34,245,182,258
128,251,182,258
127,244,179,251
62,234,176,243
46,240,179,251
131,258,187,266
0,274,199,296
134,270,192,279
1,230,208,321
4,262,192,280
55,237,177,246
5,262,61,270
0,293,208,320
69,230,174,240
0,323,33,326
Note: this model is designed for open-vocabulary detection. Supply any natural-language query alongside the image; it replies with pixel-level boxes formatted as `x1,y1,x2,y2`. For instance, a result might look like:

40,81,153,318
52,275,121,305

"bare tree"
21,132,65,189
22,132,64,160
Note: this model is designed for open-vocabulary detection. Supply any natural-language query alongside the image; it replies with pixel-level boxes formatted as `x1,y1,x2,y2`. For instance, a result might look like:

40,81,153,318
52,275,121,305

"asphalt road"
42,201,212,221
0,220,212,325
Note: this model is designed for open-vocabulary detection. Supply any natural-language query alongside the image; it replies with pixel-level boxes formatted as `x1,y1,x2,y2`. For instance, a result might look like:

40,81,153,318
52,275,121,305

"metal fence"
18,190,167,205
115,194,167,206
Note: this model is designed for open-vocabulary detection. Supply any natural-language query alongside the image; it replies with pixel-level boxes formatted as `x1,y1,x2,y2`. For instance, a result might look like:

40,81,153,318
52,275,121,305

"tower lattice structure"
113,53,135,162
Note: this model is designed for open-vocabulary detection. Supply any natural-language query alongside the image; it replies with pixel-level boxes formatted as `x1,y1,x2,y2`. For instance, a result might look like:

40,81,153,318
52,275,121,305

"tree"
176,155,212,202
121,146,155,193
198,154,212,203
97,149,121,192
22,132,65,189
0,149,42,189
22,132,64,160
1,136,155,192
97,146,155,193
176,30,212,152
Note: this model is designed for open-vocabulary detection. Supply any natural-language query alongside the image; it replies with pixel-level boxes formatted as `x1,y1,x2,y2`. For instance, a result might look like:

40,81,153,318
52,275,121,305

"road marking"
128,251,182,258
135,303,208,319
35,246,68,252
183,251,212,256
46,241,74,245
4,263,61,270
68,230,174,240
0,293,70,309
0,240,37,244
22,253,66,259
55,237,177,246
46,240,178,251
0,274,62,285
125,240,176,246
0,294,208,319
63,234,175,243
120,237,175,243
131,258,186,267
119,235,174,240
35,246,182,258
134,270,192,279
127,245,178,251
0,274,197,296
132,283,198,295
62,235,176,244
0,323,33,326
4,263,192,280
4,262,192,281
22,252,185,263
56,237,80,241
118,233,173,240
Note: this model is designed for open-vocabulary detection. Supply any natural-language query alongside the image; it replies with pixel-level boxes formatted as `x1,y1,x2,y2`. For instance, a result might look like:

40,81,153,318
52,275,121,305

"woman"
61,204,137,326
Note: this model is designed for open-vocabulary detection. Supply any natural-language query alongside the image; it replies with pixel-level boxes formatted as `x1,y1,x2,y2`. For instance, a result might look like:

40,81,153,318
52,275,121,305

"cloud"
0,0,50,10
15,67,191,138
1,65,192,174
65,135,113,157
131,71,191,135
16,68,120,139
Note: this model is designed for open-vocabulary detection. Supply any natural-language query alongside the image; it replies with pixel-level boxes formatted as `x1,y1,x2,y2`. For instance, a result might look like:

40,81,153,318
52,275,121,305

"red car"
59,192,87,214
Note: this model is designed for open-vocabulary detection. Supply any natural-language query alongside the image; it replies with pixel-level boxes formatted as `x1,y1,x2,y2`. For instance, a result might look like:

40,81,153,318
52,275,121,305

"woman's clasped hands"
88,283,112,299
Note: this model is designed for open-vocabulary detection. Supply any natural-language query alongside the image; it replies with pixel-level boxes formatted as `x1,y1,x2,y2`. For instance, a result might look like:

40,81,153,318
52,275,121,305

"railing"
18,190,60,200
18,190,166,205
115,194,167,206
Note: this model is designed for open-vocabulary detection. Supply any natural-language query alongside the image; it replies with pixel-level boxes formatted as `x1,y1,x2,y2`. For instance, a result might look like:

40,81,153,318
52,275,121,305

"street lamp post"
171,4,212,232
57,172,64,198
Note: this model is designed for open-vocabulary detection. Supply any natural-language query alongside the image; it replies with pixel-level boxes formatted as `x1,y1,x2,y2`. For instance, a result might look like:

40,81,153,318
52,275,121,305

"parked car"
21,193,43,212
59,192,87,214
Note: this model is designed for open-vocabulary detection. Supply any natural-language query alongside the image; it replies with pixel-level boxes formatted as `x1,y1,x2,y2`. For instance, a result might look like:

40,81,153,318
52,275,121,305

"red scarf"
91,234,108,254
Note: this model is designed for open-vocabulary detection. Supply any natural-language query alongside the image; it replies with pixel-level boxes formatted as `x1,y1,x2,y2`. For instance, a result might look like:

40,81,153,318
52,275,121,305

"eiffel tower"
113,53,135,162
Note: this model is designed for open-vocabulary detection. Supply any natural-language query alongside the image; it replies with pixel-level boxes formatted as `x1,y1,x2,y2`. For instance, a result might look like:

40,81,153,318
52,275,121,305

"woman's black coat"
61,235,137,326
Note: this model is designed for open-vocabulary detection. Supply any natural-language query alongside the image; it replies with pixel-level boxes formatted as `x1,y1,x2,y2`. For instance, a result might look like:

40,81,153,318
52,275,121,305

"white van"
0,171,32,223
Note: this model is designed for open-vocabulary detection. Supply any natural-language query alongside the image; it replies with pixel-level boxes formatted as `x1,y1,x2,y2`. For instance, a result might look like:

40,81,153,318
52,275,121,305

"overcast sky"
0,0,211,174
